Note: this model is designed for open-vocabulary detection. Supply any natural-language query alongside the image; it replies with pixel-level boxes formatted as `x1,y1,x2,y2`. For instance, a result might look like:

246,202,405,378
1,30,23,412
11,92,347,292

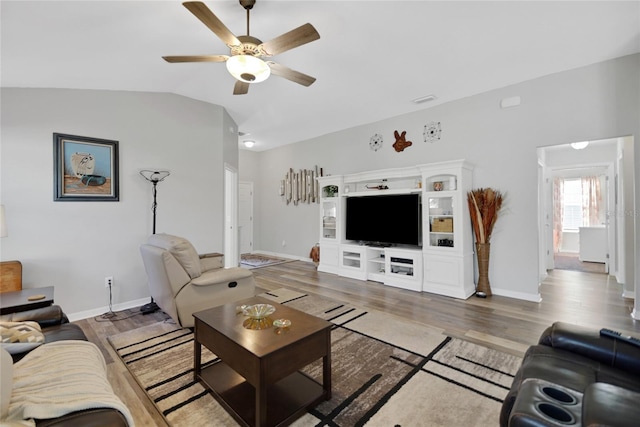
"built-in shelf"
366,247,386,283
343,188,422,198
421,161,475,298
318,160,475,299
338,244,367,280
384,249,422,291
317,176,343,275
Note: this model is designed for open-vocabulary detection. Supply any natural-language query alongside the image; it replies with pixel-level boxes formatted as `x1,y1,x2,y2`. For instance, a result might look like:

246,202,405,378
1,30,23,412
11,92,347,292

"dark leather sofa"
3,305,86,363
500,321,640,427
2,305,130,427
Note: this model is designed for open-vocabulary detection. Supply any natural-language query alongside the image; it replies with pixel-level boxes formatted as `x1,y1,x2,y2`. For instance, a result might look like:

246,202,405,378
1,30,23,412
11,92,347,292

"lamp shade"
0,205,7,237
226,55,271,83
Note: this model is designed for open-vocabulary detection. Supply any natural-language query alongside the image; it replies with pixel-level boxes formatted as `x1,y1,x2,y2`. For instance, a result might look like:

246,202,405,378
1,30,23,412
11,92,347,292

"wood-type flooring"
73,261,638,427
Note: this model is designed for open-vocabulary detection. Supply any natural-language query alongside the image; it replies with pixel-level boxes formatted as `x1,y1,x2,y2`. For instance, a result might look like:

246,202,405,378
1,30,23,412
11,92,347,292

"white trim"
68,297,150,322
491,287,542,303
239,181,254,255
224,164,239,267
248,250,306,262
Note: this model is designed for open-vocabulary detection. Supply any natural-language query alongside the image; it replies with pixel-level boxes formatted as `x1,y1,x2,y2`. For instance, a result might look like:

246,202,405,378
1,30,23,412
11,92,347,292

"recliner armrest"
190,267,253,286
35,407,129,427
0,305,67,328
199,253,224,271
582,383,640,427
539,322,640,375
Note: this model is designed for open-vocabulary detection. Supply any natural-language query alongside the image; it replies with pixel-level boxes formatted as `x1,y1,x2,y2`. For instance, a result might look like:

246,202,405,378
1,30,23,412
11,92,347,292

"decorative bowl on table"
242,304,276,319
243,317,273,330
273,318,291,328
239,304,276,330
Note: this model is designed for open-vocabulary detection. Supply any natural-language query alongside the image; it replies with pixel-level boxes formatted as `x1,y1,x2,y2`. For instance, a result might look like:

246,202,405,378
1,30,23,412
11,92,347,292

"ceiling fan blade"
234,80,250,95
183,1,241,47
268,62,316,87
163,55,229,63
260,23,320,56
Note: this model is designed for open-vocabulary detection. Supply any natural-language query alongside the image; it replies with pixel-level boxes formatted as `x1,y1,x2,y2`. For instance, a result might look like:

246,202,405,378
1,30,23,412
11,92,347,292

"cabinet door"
321,199,338,240
423,254,473,299
424,255,460,286
339,245,367,280
318,243,339,274
384,249,422,292
427,195,455,249
318,177,341,244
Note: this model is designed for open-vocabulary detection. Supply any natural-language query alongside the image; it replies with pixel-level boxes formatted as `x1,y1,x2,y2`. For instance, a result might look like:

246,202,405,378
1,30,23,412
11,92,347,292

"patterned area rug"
240,254,295,269
108,289,522,426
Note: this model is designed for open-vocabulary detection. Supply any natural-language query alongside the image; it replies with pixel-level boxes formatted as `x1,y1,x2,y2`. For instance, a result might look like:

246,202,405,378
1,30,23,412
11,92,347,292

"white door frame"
239,181,254,255
224,164,239,267
539,161,616,277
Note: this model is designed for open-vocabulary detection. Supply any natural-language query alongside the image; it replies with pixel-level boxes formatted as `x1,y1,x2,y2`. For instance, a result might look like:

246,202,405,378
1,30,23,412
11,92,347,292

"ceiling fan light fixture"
571,141,589,150
226,55,270,83
243,140,255,148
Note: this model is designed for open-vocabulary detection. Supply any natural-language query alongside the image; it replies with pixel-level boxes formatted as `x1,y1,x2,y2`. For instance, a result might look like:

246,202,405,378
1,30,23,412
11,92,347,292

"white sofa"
139,233,255,328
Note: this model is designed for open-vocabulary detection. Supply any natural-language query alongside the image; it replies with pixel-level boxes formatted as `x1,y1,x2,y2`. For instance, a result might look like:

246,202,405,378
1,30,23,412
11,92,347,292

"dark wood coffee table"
193,296,332,427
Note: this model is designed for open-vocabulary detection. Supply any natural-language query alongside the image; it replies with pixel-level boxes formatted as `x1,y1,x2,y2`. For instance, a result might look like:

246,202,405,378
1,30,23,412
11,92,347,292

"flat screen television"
345,193,422,247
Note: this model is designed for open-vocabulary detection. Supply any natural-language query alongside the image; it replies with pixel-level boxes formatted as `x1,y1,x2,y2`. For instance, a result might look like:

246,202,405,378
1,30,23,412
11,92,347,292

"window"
562,179,582,230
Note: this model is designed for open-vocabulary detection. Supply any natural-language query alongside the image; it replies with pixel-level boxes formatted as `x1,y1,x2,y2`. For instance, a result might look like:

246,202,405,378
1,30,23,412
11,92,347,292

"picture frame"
53,133,119,201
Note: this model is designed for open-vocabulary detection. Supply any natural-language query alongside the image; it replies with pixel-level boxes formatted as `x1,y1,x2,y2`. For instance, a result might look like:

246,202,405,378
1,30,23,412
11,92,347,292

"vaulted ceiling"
2,1,639,151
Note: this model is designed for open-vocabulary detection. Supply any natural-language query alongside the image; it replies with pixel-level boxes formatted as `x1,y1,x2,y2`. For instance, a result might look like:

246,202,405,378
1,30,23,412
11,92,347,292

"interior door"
224,165,238,267
603,172,612,274
239,181,253,254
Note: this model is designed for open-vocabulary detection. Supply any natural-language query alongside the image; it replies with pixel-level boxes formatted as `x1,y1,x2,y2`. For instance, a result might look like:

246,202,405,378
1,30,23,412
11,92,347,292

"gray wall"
2,54,636,318
1,88,234,318
241,54,639,303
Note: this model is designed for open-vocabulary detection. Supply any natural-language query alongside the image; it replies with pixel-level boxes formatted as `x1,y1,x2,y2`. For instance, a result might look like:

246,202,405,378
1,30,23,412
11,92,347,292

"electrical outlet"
105,276,113,288
282,240,286,247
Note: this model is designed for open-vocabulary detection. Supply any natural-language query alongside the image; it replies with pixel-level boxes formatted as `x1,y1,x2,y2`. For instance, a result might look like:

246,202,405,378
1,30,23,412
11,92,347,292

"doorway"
538,137,630,284
239,181,253,254
224,165,238,268
551,173,609,274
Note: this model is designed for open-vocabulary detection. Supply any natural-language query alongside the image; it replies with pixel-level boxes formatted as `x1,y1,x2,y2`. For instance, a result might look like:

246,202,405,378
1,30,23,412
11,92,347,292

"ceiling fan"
163,1,320,95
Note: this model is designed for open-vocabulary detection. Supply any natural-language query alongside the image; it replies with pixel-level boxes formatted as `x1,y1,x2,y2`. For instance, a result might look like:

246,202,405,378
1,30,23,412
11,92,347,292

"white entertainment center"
317,159,475,299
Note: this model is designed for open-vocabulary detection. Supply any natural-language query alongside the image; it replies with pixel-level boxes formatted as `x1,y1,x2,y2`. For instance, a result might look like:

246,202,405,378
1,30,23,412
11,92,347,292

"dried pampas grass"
467,188,504,244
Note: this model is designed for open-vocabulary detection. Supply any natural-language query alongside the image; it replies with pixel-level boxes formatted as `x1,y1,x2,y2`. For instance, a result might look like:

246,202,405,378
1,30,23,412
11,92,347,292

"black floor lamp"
140,169,171,314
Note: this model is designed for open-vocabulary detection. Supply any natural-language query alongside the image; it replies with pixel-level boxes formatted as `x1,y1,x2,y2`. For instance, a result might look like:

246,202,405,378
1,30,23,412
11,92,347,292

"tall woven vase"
475,242,492,296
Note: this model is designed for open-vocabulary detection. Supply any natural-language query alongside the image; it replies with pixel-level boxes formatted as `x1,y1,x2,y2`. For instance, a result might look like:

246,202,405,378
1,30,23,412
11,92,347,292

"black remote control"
600,328,640,348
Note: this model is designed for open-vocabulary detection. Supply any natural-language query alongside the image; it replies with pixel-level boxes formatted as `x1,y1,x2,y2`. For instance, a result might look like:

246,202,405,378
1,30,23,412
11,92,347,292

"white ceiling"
2,1,639,151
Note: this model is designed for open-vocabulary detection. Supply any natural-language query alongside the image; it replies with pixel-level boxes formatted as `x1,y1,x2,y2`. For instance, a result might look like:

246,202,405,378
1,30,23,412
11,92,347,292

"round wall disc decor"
369,133,383,151
423,122,442,143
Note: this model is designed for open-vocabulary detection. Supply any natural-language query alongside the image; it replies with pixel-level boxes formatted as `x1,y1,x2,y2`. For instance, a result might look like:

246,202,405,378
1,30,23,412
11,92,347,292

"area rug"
108,289,522,426
240,253,295,269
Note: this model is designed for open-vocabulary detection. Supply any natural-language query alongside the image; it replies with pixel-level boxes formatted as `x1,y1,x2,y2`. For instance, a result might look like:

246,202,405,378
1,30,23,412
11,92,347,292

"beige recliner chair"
139,233,255,328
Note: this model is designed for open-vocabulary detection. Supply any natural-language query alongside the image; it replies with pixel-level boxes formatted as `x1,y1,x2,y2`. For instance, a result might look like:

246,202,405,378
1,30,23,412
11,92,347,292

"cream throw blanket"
3,340,134,427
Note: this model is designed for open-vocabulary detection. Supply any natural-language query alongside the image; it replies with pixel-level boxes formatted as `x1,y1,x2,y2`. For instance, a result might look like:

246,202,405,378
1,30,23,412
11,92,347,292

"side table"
0,286,54,315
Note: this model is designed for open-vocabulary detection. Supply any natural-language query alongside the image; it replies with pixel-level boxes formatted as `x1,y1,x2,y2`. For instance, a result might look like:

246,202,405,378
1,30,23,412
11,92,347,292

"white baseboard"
491,287,542,302
67,297,151,322
246,250,311,263
70,253,312,321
